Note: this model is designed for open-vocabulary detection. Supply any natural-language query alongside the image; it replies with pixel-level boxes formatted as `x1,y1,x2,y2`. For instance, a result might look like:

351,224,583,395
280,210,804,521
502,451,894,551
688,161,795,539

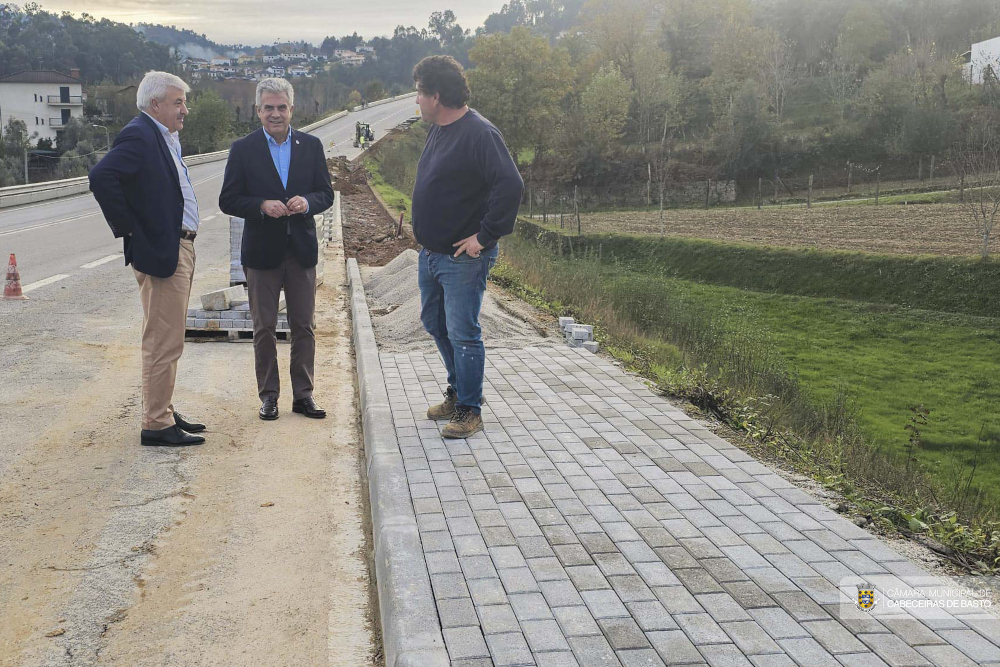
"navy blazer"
218,128,333,270
88,113,186,278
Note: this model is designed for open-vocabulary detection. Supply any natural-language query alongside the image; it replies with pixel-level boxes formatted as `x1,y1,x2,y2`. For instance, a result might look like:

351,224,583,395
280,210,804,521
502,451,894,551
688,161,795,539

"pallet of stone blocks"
559,316,599,353
229,214,326,288
185,284,289,342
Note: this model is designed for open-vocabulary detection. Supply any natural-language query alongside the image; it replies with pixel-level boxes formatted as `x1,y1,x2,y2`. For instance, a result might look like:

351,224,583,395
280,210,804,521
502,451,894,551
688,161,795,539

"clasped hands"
261,196,308,218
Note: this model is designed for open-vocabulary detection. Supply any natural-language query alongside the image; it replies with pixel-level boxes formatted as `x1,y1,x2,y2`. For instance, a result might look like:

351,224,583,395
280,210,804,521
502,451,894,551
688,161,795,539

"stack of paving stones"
185,286,288,337
379,345,1000,666
560,317,599,354
229,212,329,287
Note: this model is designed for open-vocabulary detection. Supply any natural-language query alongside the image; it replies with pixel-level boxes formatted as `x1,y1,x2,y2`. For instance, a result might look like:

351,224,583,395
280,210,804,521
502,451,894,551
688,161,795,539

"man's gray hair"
256,77,295,107
136,71,190,111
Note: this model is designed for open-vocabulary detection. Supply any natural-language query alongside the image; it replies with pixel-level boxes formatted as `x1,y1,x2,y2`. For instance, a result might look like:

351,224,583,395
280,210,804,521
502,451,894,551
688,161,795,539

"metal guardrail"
0,95,409,209
351,90,416,112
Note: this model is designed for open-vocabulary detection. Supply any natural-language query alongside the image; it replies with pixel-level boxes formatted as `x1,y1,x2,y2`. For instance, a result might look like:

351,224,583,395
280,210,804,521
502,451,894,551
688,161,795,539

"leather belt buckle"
180,230,197,241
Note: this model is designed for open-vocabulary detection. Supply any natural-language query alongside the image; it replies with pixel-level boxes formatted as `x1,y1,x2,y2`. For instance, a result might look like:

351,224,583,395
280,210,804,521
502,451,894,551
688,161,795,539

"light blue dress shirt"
144,112,199,232
264,127,308,222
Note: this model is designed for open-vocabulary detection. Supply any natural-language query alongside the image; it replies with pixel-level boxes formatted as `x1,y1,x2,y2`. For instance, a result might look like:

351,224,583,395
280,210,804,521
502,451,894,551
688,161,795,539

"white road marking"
0,211,101,237
80,254,123,269
22,274,71,293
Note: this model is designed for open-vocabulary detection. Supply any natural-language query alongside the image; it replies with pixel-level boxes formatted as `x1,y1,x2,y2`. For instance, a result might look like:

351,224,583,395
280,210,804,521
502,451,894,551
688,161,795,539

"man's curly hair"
413,55,470,109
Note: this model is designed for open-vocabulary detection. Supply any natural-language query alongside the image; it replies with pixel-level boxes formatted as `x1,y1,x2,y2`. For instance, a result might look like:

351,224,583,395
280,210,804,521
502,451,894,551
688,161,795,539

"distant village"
181,45,376,81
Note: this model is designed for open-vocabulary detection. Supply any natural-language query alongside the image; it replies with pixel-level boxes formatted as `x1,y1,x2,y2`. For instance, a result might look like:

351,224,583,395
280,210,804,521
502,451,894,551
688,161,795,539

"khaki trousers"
245,250,316,401
133,240,196,430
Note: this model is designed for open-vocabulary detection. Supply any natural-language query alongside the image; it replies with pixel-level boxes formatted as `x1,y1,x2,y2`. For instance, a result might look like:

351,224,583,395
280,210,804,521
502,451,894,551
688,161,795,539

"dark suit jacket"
219,128,334,270
88,113,185,278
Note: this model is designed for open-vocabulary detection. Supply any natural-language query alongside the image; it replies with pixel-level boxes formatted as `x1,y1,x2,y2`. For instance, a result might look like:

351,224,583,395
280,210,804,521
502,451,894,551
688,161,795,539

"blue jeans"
418,245,499,414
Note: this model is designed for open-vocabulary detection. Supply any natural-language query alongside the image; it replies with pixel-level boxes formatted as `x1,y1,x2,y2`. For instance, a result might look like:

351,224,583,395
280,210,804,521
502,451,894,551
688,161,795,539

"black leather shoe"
174,411,206,433
140,425,205,447
259,396,279,420
292,397,326,419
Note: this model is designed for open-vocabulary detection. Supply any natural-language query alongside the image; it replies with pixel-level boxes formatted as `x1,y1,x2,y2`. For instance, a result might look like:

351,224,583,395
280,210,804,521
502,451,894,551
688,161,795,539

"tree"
181,90,232,155
583,0,650,87
581,65,631,156
960,113,1000,259
428,10,468,47
823,40,859,121
467,26,573,163
759,29,795,120
0,117,35,185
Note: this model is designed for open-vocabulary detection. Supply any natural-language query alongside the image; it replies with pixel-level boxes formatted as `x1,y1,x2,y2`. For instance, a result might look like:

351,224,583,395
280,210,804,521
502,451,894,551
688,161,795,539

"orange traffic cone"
3,253,28,300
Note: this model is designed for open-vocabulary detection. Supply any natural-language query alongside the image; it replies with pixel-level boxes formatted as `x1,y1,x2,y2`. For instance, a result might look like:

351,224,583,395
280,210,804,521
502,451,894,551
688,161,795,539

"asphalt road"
0,97,416,665
0,97,418,288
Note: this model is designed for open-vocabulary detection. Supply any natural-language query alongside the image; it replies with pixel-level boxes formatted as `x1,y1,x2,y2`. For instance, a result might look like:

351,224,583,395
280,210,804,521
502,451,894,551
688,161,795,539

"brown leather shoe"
441,406,483,439
427,386,458,420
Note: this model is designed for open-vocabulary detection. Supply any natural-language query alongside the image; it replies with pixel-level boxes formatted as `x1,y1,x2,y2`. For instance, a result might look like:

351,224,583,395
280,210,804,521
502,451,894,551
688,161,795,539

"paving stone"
654,585,705,615
554,605,602,637
569,635,622,667
509,592,555,621
581,589,630,619
567,565,611,591
523,618,572,652
478,603,521,635
461,554,499,580
696,592,753,623
675,568,725,594
555,544,596,567
618,648,667,667
433,572,472,600
748,607,809,639
439,596,480,628
469,577,509,606
647,630,704,664
579,532,619,554
485,631,535,666
698,643,755,667
541,578,586,608
676,612,730,645
858,633,934,666
491,545,529,569
444,626,491,660
914,644,980,667
721,621,782,655
599,617,651,650
748,655,797,667
801,620,868,654
608,574,657,602
499,566,541,594
535,651,582,667
626,600,679,632
935,629,1000,663
832,654,890,667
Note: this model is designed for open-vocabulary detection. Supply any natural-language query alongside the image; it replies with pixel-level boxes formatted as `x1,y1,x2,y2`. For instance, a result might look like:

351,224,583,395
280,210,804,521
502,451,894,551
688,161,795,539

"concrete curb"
347,257,449,667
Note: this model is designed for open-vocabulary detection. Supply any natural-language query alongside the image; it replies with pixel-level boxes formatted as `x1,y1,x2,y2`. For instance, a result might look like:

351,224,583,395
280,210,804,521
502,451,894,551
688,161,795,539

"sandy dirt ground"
0,236,377,666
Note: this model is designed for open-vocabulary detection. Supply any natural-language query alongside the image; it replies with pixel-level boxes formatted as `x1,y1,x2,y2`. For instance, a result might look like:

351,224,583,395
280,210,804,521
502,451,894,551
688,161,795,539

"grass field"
500,223,1000,526
560,202,996,257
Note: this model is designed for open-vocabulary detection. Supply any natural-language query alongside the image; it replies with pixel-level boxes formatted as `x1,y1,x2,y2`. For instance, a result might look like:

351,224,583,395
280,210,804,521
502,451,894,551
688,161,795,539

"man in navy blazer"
89,71,206,447
219,78,334,421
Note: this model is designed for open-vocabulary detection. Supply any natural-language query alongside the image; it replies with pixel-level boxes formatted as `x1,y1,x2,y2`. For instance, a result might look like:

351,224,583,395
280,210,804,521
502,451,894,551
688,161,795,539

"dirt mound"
360,256,556,353
326,157,369,196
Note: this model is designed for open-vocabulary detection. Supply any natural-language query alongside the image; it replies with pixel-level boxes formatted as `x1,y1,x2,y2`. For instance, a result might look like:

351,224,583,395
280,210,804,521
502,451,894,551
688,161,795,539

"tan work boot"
441,406,483,439
427,386,458,420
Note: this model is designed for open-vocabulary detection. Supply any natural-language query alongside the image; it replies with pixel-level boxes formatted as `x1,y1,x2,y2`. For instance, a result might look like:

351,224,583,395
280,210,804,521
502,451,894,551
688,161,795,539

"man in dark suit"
219,78,334,420
89,71,206,447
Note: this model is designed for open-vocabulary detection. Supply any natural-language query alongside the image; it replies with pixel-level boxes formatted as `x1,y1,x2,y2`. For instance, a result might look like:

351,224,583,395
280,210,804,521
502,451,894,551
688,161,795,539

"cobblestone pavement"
381,345,1000,667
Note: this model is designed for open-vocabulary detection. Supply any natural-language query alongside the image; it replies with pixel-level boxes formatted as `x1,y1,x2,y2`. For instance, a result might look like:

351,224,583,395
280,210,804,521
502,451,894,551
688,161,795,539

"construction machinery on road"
354,121,375,149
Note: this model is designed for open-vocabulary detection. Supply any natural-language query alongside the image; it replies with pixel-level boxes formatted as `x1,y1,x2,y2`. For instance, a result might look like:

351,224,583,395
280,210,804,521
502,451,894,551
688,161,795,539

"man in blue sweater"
411,55,524,439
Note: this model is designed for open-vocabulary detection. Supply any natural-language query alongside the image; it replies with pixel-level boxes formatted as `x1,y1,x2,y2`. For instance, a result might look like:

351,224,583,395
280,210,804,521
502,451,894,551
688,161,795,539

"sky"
40,0,504,44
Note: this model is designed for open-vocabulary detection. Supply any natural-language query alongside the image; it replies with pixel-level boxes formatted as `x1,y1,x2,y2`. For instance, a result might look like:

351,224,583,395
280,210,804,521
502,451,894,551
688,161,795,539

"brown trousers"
245,250,316,401
133,239,196,430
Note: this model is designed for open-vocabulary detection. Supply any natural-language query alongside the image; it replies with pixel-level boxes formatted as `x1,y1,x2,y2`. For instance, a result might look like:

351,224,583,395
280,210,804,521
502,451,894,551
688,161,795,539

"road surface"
0,97,417,665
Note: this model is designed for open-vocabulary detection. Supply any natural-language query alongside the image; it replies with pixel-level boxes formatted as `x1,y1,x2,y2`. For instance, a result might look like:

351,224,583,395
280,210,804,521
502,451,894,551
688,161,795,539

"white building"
288,66,310,78
263,54,282,64
340,54,366,67
265,66,286,77
332,49,355,58
356,45,375,54
287,53,309,61
210,56,232,66
0,70,85,144
966,36,1000,84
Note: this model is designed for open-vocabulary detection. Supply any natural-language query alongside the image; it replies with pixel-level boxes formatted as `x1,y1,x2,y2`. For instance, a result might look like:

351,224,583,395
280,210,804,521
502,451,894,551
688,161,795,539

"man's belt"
180,230,197,240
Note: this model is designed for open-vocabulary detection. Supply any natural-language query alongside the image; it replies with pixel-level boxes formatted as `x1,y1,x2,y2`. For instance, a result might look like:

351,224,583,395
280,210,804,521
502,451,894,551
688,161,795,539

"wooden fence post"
807,175,813,208
560,196,564,229
705,179,711,209
847,162,853,193
918,156,923,181
542,191,547,226
875,170,880,205
659,181,665,235
575,185,581,235
929,155,935,183
758,177,762,209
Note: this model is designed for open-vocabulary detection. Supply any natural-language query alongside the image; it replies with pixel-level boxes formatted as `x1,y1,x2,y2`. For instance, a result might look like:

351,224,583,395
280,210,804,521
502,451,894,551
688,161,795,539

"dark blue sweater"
411,109,524,254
